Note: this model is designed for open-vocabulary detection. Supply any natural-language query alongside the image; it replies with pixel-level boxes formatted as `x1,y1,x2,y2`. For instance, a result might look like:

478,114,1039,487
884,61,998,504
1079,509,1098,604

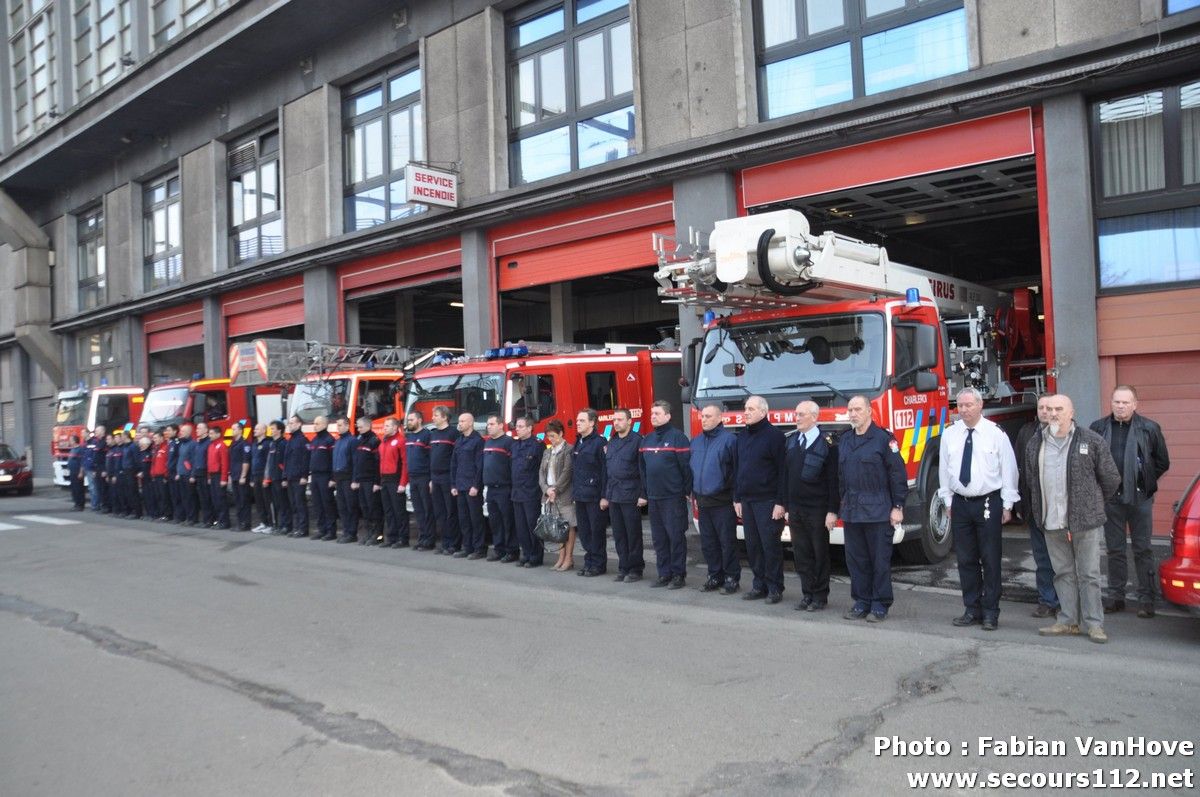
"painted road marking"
0,522,22,531
11,515,82,526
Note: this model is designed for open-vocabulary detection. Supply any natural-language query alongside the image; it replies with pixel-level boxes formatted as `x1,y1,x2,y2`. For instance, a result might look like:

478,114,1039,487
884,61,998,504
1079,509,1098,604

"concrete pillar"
11,346,32,455
180,143,225,279
549,282,573,343
201,296,224,378
395,293,416,345
117,315,145,386
460,229,494,353
1043,93,1102,422
284,87,334,247
671,171,739,348
304,265,341,343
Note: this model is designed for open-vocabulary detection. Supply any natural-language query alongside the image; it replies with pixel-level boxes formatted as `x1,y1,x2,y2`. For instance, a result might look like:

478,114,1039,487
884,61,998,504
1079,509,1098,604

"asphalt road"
2,491,1198,796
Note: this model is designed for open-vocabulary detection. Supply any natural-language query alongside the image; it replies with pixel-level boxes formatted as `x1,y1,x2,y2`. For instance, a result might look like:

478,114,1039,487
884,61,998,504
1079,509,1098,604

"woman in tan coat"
539,419,577,571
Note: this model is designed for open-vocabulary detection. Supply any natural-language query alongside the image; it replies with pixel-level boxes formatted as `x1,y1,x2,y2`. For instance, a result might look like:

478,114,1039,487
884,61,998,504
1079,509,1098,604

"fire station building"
0,0,1197,529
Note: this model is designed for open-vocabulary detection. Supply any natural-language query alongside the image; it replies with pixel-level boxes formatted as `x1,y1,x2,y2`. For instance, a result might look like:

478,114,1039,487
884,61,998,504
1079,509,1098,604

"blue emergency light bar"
905,287,921,308
485,345,529,359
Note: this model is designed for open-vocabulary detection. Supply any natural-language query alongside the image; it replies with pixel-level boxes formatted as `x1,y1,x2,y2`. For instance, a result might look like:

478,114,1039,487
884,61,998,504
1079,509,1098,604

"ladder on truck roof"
654,209,1009,319
228,339,453,386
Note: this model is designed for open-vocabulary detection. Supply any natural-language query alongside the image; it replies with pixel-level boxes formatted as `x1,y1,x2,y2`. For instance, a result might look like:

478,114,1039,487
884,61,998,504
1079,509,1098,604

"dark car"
0,443,33,496
1159,472,1200,616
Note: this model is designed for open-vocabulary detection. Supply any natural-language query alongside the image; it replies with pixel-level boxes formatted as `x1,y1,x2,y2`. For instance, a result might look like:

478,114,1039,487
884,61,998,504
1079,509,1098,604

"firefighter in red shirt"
379,417,411,547
206,425,232,529
150,430,172,521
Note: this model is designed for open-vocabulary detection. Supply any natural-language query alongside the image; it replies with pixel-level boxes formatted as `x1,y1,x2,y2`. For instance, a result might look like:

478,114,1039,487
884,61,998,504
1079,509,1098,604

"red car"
0,443,33,496
1160,472,1200,616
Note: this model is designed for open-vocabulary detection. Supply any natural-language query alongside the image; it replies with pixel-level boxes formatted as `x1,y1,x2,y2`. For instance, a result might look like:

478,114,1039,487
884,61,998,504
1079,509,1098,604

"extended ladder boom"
229,339,446,386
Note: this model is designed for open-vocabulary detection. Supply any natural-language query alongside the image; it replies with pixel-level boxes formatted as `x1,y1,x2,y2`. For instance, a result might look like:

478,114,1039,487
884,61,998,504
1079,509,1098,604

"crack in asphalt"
0,592,616,797
689,643,984,796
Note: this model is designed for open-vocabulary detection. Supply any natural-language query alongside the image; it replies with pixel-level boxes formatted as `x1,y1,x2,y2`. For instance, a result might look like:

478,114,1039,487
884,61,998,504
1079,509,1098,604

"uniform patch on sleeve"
889,440,899,453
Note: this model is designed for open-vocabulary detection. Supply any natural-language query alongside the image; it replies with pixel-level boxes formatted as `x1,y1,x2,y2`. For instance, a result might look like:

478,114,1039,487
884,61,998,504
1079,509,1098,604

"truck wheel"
899,464,953,564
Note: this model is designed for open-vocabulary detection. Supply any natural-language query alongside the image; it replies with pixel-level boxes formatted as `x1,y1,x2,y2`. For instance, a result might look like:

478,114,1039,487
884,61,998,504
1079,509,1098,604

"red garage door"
221,275,305,338
144,301,204,352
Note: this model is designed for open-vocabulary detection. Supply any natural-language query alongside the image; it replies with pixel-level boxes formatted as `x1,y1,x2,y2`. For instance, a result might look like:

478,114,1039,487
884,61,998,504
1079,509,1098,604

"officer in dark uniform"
190,422,212,526
165,425,183,522
378,416,410,547
228,422,253,531
833,395,908,623
450,412,485,558
510,416,544,567
602,407,644,582
105,432,122,515
405,411,435,550
120,431,143,518
282,415,311,538
482,414,516,562
137,435,154,519
307,415,337,541
639,400,693,589
67,435,87,510
428,405,460,554
332,417,358,543
351,415,383,544
175,424,195,524
265,420,290,534
83,425,107,512
250,423,272,531
573,408,608,576
690,404,739,593
784,400,839,612
734,396,788,605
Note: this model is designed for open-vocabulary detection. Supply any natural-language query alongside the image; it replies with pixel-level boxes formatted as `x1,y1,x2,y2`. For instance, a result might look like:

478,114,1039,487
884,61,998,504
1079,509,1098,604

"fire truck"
50,384,145,486
227,339,454,437
139,377,281,437
403,343,682,438
654,209,1045,563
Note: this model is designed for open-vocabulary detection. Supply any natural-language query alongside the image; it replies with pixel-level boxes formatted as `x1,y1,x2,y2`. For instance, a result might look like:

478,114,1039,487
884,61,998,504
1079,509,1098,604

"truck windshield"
290,379,350,423
696,313,886,405
141,387,190,426
404,372,502,426
55,396,86,425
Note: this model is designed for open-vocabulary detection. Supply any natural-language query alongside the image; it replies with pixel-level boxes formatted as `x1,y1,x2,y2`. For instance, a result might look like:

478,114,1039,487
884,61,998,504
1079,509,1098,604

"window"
511,373,557,421
1166,0,1200,13
585,371,617,410
143,173,182,290
151,0,230,49
507,0,635,184
342,64,425,232
193,389,228,423
77,205,106,310
9,0,57,141
357,378,398,421
228,130,282,264
77,327,117,386
290,379,350,423
73,0,133,100
756,0,967,119
1093,79,1200,290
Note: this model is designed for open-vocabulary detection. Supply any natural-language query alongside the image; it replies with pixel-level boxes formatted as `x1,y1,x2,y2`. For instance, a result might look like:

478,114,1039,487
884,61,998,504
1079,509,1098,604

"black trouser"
269,479,290,531
355,480,383,541
119,472,140,517
648,496,689,579
788,503,830,601
153,476,171,519
334,476,357,540
230,478,250,529
698,502,739,585
140,475,156,519
181,475,198,522
252,477,270,527
609,501,644,577
486,486,515,557
952,492,1004,621
575,499,608,573
101,474,113,512
513,499,543,565
171,476,186,521
1103,498,1156,604
456,490,485,554
108,477,122,514
194,471,212,525
287,479,309,535
742,500,784,595
310,473,335,537
209,475,230,527
431,479,458,552
70,474,87,508
409,474,435,547
380,475,409,544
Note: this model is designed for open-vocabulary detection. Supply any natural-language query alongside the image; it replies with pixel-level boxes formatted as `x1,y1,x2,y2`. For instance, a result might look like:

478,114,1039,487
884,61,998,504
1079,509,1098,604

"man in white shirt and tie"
939,387,1020,630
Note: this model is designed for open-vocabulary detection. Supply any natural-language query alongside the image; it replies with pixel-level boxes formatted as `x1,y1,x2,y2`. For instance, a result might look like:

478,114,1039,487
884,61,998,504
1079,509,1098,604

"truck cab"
140,378,278,436
288,371,407,438
51,385,144,486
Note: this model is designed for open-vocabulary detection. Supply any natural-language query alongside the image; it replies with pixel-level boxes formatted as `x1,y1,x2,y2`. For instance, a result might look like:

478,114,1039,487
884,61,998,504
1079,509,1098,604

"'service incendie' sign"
405,164,459,208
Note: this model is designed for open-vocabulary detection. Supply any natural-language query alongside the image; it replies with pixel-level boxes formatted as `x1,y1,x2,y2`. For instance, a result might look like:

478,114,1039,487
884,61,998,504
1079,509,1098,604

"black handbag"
534,501,569,544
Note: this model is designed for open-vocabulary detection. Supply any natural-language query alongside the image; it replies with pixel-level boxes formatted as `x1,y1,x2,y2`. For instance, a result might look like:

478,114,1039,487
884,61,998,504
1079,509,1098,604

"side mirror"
914,371,938,392
916,325,938,370
680,337,700,404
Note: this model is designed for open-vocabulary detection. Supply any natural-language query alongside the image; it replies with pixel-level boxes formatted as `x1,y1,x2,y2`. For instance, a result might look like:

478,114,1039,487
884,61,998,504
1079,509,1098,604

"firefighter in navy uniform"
332,417,358,543
405,411,435,550
120,431,143,518
282,415,311,538
352,415,384,545
105,432,122,515
450,412,485,558
190,422,212,526
783,401,840,612
510,416,545,567
307,416,338,541
482,414,517,562
572,408,608,576
82,426,107,512
228,422,253,531
67,435,87,510
136,435,154,519
428,405,460,554
175,425,196,524
379,417,411,548
250,423,272,531
832,395,908,623
602,408,644,582
265,420,290,534
639,400,693,589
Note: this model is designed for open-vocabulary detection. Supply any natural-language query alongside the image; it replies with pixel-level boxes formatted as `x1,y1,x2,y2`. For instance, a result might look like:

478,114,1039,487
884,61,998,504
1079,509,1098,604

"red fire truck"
403,344,682,438
139,377,281,436
51,384,144,486
654,209,1045,563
